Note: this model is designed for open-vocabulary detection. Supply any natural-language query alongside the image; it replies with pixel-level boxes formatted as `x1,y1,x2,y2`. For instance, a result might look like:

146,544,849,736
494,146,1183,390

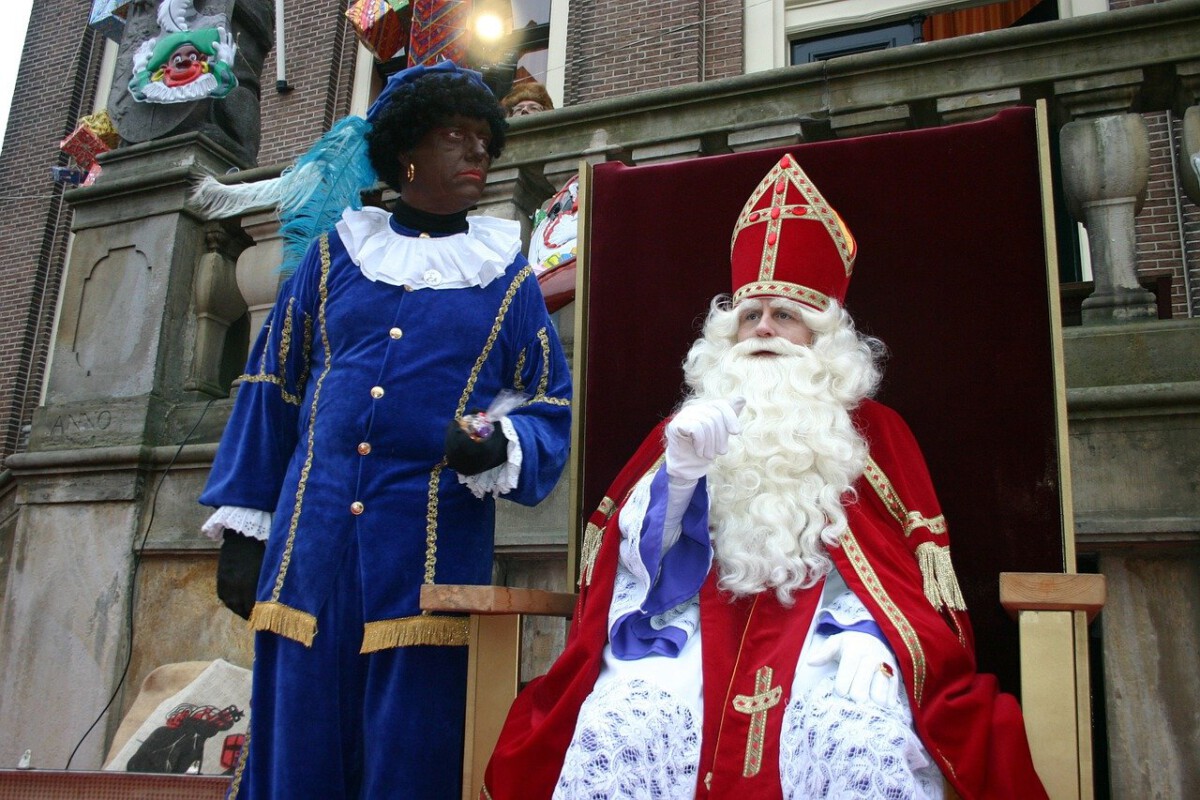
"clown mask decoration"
130,0,237,104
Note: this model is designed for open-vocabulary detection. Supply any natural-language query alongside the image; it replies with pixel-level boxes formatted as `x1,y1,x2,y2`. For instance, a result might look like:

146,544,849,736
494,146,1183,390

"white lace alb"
554,678,701,800
780,676,943,800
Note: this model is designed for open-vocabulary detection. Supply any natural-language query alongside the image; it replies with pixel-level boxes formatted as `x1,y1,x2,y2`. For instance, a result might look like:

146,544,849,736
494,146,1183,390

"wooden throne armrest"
419,584,577,618
419,584,577,800
999,572,1107,800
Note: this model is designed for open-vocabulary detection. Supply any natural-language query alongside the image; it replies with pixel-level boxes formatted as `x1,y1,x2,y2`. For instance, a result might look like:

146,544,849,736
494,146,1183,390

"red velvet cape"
483,400,1047,800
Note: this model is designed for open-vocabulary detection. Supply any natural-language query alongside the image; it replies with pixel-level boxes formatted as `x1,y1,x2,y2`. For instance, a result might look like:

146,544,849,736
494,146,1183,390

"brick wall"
0,3,106,459
257,0,359,167
1136,111,1196,318
703,0,743,82
565,0,742,105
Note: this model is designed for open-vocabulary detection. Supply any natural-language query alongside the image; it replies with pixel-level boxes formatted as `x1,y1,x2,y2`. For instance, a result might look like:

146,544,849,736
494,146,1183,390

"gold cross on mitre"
731,665,783,777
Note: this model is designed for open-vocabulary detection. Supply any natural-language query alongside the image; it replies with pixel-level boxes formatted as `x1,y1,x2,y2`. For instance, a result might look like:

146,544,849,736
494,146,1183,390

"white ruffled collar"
336,206,521,290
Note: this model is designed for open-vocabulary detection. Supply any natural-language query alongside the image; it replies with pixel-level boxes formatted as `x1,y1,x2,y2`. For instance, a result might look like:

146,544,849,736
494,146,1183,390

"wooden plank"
419,584,576,617
0,770,229,800
1018,610,1085,800
462,615,521,800
999,572,1106,622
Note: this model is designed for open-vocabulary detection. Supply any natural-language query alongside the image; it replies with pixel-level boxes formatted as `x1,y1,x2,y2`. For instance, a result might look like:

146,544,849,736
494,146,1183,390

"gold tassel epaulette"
360,615,469,653
579,521,604,587
250,601,318,647
915,542,967,612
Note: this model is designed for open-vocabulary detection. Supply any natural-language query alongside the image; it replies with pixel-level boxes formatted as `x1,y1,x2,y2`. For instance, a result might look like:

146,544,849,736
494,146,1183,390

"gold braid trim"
454,265,533,414
840,528,927,705
513,348,527,392
423,266,534,585
528,396,570,406
237,299,311,406
904,510,947,537
237,373,302,406
423,462,446,584
535,327,551,398
297,312,313,391
864,457,947,537
226,720,251,798
915,541,967,613
270,235,333,605
278,297,295,381
249,601,318,647
480,784,494,800
360,615,469,653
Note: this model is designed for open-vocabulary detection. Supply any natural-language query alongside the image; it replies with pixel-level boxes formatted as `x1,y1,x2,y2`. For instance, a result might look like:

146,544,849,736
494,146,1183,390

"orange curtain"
922,0,1042,41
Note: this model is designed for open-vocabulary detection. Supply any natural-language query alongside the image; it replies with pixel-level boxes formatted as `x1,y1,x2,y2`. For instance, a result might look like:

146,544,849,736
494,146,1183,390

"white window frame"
745,0,1108,74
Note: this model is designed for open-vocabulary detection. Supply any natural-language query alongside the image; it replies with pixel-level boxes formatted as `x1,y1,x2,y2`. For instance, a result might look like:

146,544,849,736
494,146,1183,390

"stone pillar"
0,133,246,769
1055,70,1157,325
235,209,287,344
187,223,252,397
1059,114,1157,324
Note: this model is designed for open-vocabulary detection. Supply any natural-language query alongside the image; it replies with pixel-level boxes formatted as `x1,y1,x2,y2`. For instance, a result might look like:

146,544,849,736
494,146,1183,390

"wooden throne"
423,104,1104,800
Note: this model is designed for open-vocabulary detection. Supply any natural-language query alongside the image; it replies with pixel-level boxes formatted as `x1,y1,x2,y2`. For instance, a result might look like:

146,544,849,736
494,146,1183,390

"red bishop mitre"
730,154,857,310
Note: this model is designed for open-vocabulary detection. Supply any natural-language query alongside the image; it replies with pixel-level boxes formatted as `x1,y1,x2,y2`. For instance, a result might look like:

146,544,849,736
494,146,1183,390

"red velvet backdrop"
579,107,1064,694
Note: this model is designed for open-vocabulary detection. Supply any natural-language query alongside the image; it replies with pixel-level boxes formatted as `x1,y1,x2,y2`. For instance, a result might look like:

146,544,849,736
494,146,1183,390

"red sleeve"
482,422,669,800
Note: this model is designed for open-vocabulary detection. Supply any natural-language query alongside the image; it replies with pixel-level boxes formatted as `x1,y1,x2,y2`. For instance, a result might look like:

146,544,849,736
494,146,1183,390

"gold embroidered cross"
731,665,782,777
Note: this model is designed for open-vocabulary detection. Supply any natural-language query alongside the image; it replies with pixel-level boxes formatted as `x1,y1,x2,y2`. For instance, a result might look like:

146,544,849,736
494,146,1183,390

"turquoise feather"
277,115,378,275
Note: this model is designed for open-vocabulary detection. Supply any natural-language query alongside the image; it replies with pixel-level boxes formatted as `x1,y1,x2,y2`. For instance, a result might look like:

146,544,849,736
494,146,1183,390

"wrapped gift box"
408,0,471,67
50,166,86,187
78,109,120,149
346,0,413,62
59,124,111,172
82,162,103,188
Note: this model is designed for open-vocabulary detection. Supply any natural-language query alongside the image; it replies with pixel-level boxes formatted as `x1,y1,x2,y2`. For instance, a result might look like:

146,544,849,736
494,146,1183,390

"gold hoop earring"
406,162,416,183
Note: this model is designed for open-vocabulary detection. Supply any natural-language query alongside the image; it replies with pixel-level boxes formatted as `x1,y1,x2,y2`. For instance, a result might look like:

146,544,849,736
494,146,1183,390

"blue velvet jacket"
200,221,572,651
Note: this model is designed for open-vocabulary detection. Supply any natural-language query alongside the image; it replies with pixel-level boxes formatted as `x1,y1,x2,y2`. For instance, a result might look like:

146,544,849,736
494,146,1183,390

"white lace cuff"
820,578,874,627
459,416,523,498
202,506,272,542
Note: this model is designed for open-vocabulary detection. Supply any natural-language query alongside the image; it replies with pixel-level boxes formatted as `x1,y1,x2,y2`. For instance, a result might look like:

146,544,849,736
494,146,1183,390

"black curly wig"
365,73,508,191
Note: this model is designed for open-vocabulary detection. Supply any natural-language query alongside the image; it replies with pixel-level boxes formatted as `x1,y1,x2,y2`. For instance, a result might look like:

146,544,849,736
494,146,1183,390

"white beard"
690,336,869,605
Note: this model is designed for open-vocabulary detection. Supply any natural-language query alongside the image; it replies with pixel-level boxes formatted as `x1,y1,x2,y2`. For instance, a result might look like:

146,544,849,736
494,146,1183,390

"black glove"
216,530,266,620
444,417,509,476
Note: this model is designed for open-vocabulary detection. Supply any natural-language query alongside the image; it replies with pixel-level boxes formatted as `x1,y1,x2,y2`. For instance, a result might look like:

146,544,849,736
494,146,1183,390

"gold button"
389,327,403,340
370,386,384,399
350,501,364,515
357,442,371,455
404,285,413,292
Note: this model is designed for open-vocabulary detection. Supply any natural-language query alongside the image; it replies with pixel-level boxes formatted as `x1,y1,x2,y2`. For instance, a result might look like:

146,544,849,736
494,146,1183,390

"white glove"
807,630,901,708
664,398,745,482
660,474,697,552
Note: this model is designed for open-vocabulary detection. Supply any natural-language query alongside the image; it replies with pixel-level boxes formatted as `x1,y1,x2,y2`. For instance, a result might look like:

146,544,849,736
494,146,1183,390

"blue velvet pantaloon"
232,541,467,799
